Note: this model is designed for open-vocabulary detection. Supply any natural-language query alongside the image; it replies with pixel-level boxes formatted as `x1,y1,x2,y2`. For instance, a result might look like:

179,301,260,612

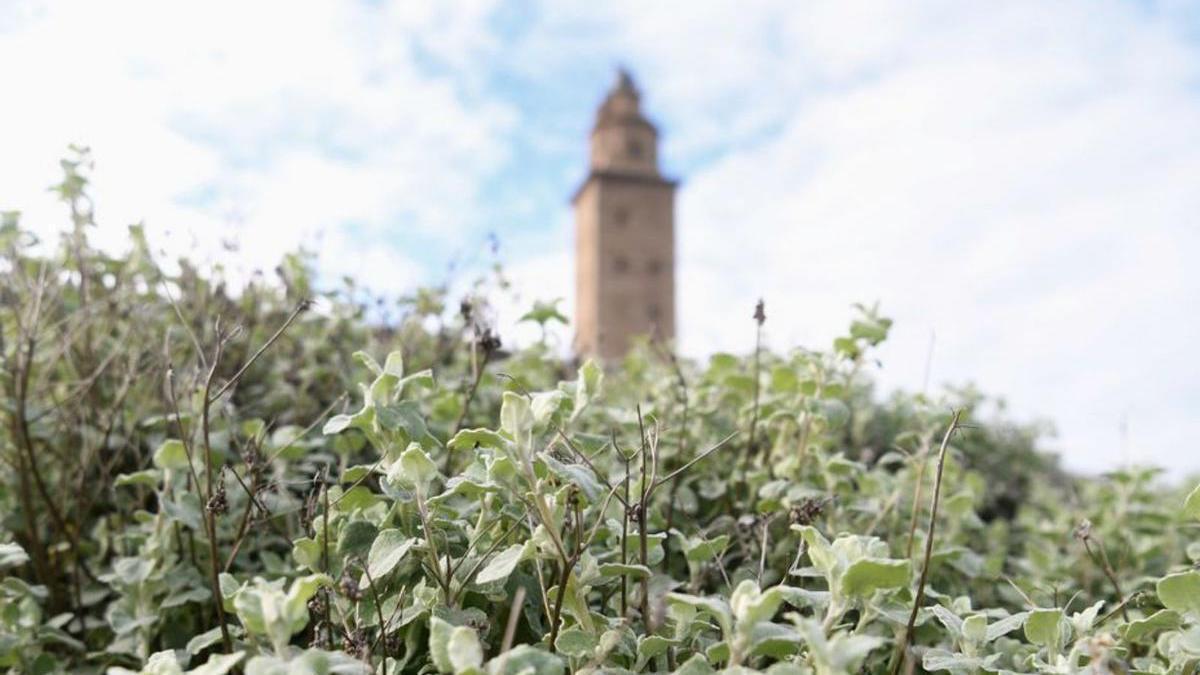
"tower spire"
615,66,637,96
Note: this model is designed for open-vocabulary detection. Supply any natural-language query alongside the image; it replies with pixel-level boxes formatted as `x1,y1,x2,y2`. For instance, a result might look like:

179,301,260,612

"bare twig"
495,584,527,675
1076,521,1129,621
649,431,739,496
358,557,390,672
208,299,310,404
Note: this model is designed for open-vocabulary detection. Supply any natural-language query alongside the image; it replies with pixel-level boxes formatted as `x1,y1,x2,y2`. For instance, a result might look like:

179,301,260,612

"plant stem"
892,410,961,675
620,447,631,618
547,558,571,652
637,407,652,632
322,472,334,647
904,433,933,561
1082,535,1129,621
359,557,390,672
200,339,233,653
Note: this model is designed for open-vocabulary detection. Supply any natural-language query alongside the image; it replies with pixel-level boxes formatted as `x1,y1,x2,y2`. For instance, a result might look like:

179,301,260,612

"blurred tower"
573,69,677,360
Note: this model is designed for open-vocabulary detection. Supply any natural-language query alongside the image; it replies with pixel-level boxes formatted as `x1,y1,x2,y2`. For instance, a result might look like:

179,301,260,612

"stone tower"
573,69,677,360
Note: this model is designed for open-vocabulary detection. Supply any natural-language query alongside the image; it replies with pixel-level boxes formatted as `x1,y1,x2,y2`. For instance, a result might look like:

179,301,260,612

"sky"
2,0,1199,474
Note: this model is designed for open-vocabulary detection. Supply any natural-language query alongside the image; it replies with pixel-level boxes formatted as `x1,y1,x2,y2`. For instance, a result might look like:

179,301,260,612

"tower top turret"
589,68,659,174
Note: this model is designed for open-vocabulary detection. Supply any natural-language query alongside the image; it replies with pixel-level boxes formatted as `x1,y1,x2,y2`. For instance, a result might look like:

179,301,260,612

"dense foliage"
2,152,1198,675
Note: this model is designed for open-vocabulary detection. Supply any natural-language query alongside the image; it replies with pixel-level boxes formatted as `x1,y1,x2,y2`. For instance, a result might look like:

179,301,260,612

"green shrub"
1,152,1196,674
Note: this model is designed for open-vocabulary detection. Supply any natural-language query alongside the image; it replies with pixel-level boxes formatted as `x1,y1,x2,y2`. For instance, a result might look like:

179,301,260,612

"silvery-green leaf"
1186,482,1200,520
448,428,509,452
839,558,910,597
486,644,564,675
387,443,438,491
541,454,603,502
961,613,987,643
1123,609,1182,642
337,521,378,559
1158,571,1200,617
429,616,455,674
929,605,963,636
598,563,652,580
153,439,189,470
448,626,484,673
0,543,29,569
1024,608,1067,649
365,529,414,584
476,543,528,585
666,592,733,637
985,611,1028,642
555,628,597,659
189,652,245,675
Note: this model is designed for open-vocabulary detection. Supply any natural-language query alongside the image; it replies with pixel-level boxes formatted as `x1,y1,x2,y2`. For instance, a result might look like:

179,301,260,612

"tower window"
646,259,663,275
613,256,629,273
613,207,630,227
647,304,661,321
626,139,644,159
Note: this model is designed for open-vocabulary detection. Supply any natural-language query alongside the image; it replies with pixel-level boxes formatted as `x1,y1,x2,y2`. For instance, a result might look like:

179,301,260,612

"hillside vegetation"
1,152,1197,674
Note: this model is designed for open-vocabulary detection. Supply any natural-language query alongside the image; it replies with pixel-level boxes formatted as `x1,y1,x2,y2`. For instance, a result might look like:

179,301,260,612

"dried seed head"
627,503,643,522
307,589,327,615
206,475,228,515
346,627,368,658
789,497,827,526
753,299,766,326
477,328,502,355
339,574,362,602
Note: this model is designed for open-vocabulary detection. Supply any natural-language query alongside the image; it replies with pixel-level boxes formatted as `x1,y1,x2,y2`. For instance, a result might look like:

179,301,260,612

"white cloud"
578,0,1200,472
0,0,511,283
3,0,1198,474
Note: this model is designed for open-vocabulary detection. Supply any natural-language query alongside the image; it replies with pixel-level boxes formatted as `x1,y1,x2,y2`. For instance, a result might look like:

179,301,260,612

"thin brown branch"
649,431,739,496
892,409,962,675
200,336,233,653
208,299,311,404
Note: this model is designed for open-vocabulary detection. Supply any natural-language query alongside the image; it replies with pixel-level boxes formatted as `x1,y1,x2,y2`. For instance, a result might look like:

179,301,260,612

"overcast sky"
3,0,1199,474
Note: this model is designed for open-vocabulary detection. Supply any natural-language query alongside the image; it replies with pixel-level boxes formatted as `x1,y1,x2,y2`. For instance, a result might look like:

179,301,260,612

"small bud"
1074,519,1093,541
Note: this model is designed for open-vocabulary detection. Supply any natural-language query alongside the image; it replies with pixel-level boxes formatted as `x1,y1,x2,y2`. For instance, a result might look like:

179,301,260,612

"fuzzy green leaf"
1024,609,1066,648
475,543,528,585
365,529,414,583
337,521,378,559
1158,571,1200,617
153,439,189,470
839,558,910,597
1185,482,1200,520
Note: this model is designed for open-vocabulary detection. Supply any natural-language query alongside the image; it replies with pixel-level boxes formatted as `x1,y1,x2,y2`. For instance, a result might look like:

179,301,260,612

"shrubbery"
1,152,1197,674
